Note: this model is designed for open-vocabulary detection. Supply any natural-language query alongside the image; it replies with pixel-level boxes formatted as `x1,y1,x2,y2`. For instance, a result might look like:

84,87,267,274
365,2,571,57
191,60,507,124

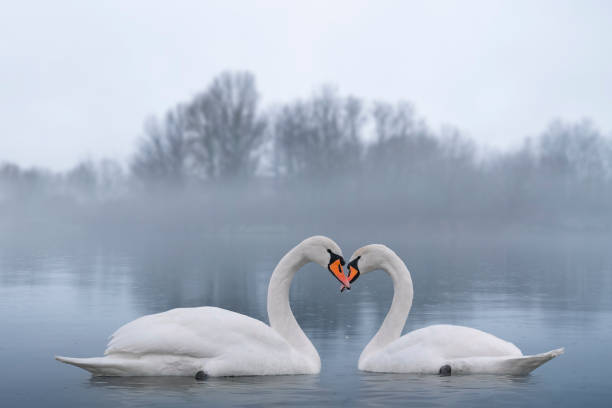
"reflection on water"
85,372,534,407
88,375,329,407
0,231,610,407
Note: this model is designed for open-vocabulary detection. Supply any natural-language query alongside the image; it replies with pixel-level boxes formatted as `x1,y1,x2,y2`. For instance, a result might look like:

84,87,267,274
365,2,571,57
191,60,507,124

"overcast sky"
1,0,611,170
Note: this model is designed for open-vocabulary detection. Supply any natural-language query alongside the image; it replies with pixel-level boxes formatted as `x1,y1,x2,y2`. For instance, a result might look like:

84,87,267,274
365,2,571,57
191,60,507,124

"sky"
1,0,611,171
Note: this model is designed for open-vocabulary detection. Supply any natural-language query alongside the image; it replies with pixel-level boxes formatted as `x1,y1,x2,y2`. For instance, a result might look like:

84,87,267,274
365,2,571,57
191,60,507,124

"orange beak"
328,258,351,290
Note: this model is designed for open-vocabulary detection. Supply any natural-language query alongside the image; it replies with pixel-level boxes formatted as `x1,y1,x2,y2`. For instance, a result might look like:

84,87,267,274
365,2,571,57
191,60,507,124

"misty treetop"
131,72,266,184
1,71,612,234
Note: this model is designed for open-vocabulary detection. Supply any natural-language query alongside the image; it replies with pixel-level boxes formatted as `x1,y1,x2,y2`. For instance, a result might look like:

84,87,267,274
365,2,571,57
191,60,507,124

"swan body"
347,244,564,375
56,236,350,377
57,307,316,376
359,324,563,375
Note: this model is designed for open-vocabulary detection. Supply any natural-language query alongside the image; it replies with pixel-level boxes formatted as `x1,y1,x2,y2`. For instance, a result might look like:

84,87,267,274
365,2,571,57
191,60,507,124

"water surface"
0,231,609,407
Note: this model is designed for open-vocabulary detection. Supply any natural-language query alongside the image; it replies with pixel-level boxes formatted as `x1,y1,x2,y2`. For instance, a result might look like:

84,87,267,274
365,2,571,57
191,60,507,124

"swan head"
344,244,395,289
299,236,350,290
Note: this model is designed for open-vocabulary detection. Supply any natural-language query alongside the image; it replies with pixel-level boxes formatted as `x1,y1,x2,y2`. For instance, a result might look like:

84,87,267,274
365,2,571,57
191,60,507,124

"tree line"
2,71,612,234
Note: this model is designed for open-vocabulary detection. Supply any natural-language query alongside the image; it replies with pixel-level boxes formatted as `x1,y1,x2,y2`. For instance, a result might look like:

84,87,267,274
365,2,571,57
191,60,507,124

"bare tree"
368,101,437,176
131,105,190,187
186,71,267,180
273,88,364,179
537,120,611,181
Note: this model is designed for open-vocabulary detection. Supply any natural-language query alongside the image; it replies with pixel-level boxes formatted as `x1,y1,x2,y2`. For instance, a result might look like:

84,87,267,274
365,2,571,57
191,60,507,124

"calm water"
1,231,610,407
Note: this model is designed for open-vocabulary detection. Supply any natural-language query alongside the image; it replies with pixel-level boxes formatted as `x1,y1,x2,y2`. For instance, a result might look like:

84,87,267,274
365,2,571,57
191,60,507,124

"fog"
2,70,611,249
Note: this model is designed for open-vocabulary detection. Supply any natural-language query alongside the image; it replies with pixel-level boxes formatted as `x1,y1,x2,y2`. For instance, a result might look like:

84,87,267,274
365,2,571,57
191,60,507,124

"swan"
344,244,564,375
55,236,351,377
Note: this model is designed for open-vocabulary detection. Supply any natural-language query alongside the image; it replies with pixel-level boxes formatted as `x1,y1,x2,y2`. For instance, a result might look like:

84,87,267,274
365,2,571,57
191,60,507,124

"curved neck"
360,252,413,363
267,244,319,363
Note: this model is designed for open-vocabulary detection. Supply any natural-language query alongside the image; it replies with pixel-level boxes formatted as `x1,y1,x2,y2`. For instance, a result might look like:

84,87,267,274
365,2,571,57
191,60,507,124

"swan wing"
387,324,523,359
105,306,292,358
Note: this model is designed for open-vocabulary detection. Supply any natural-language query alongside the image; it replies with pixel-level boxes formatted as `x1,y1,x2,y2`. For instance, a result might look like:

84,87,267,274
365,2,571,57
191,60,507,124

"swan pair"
56,236,563,377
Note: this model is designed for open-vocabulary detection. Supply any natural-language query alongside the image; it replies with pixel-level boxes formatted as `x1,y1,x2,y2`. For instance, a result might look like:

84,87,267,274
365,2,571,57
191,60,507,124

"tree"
537,120,611,181
131,105,190,187
273,88,364,179
186,71,267,180
368,101,437,176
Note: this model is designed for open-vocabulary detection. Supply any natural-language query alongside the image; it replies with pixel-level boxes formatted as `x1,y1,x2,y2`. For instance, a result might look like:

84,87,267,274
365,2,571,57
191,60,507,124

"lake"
1,230,610,407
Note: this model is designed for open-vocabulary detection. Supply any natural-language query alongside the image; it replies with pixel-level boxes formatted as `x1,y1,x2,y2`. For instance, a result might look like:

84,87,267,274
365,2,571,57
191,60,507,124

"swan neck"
267,245,319,364
360,254,413,363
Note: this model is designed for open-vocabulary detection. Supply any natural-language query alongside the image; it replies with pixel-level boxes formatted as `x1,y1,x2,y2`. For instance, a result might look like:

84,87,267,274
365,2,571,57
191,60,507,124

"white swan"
345,244,564,375
55,236,351,377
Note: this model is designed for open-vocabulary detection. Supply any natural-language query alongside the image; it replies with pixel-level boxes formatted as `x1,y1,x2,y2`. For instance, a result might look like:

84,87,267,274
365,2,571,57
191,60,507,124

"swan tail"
55,354,206,376
448,347,564,375
55,355,133,376
502,347,564,375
